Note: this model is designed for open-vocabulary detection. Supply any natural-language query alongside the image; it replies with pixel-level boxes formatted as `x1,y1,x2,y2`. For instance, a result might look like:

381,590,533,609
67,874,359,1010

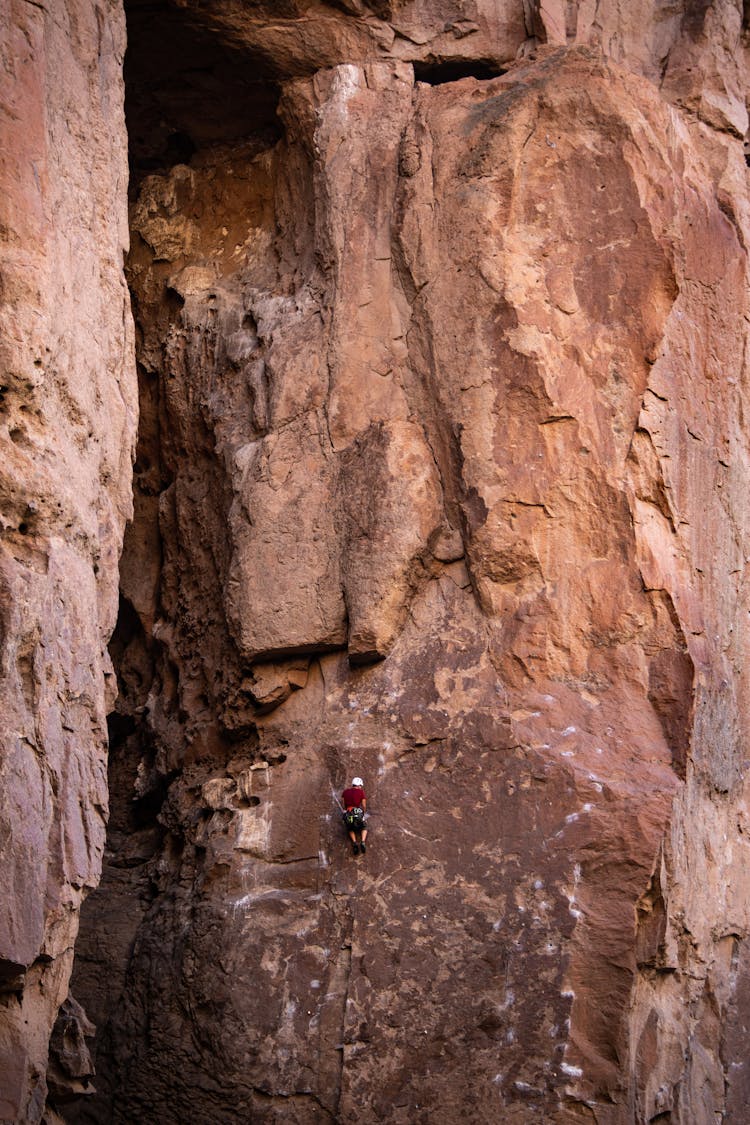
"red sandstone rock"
3,1,750,1124
0,0,135,1120
67,10,750,1121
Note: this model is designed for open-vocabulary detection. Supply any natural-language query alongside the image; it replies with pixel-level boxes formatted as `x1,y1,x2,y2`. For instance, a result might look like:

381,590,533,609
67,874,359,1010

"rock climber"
342,776,368,855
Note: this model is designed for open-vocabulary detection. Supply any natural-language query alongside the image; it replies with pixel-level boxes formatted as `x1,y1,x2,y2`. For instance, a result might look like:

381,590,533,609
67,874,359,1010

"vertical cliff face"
0,1,136,1120
3,0,750,1122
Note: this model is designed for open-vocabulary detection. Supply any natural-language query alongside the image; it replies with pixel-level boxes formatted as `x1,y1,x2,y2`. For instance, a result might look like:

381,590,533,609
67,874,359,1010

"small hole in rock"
18,522,28,535
165,130,196,165
236,796,260,809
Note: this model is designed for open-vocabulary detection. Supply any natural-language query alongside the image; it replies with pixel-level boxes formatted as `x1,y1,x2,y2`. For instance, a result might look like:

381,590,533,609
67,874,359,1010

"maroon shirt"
342,786,366,810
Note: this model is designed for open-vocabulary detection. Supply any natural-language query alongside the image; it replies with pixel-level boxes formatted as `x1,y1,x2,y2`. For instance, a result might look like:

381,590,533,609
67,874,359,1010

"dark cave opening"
412,57,506,85
124,0,282,186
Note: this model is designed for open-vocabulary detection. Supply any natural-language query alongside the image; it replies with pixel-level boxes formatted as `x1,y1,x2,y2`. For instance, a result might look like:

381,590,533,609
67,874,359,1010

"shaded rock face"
19,1,748,1123
0,0,136,1121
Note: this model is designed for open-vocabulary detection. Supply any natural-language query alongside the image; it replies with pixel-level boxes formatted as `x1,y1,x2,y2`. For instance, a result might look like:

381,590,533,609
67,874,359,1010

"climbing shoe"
360,842,366,854
352,844,360,855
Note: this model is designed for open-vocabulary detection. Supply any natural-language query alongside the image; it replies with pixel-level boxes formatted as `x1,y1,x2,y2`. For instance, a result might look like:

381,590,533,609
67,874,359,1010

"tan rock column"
0,0,135,1119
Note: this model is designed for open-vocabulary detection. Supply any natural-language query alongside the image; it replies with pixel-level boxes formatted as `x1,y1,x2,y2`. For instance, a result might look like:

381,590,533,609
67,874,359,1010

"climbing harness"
344,806,365,832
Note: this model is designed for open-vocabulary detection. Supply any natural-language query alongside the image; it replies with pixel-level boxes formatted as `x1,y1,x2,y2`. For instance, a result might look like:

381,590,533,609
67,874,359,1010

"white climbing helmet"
352,776,364,787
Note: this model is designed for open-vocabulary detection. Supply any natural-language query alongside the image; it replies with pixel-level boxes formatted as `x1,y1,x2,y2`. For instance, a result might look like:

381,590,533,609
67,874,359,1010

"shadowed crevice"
413,57,505,85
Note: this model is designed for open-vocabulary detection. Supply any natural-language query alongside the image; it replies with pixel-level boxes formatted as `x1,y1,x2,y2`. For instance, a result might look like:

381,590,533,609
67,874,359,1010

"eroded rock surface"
0,0,136,1120
2,0,746,1123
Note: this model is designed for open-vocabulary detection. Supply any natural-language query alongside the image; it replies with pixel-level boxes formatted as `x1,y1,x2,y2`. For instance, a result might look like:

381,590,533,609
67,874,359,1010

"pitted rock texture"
32,1,750,1123
0,0,136,1121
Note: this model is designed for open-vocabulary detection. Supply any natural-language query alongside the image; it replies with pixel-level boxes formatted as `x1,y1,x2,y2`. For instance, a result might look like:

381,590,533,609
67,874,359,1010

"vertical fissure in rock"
64,4,288,1120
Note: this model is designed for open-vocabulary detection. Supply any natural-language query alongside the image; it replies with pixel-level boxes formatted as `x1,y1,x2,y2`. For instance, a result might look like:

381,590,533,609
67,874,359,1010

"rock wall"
0,0,136,1120
0,0,744,1122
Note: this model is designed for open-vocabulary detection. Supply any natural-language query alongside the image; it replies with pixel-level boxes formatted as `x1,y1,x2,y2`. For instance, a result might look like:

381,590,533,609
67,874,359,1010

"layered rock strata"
0,0,136,1120
2,0,747,1123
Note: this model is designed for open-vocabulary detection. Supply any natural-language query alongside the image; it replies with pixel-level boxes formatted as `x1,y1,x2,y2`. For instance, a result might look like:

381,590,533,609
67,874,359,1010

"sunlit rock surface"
0,0,136,1120
2,1,750,1123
